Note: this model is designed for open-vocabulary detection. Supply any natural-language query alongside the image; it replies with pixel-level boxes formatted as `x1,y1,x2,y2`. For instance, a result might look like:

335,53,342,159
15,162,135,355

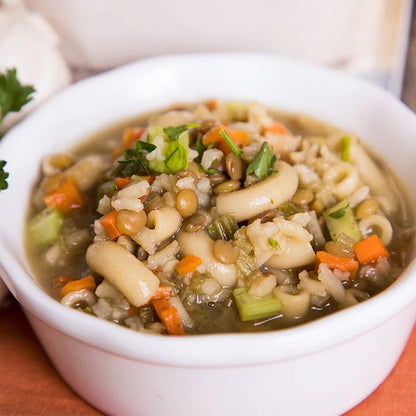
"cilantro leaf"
328,202,349,218
219,128,243,157
0,68,35,122
118,140,156,175
0,160,8,190
195,137,206,163
163,123,199,141
246,142,276,179
268,237,280,248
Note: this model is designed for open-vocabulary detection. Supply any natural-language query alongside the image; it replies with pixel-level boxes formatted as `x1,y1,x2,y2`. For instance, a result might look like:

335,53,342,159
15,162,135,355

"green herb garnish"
0,69,36,192
0,68,35,123
341,136,350,161
163,123,199,141
268,237,280,248
328,202,349,219
118,140,156,175
219,129,243,157
246,142,276,179
0,160,9,190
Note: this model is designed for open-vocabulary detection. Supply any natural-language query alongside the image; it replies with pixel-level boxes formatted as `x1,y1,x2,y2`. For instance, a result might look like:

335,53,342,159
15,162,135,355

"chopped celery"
323,199,360,242
233,287,282,321
29,207,64,246
146,125,191,173
226,101,249,121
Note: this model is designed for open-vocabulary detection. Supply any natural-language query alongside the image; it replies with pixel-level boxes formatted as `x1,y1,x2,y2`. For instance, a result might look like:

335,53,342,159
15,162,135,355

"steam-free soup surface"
25,101,414,335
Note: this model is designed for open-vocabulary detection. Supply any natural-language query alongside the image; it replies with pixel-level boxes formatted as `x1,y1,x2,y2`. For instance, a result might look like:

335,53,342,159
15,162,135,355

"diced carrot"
60,275,96,297
149,286,172,301
123,127,145,149
152,298,170,316
316,251,359,277
55,276,70,285
101,210,123,240
175,255,202,275
264,122,288,135
152,298,184,335
128,305,140,316
202,126,250,155
205,99,218,111
115,177,130,190
143,176,155,184
44,177,84,214
160,306,185,335
353,235,390,264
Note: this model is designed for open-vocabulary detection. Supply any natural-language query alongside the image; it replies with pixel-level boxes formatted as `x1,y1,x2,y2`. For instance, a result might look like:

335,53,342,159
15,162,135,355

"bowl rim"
0,52,415,367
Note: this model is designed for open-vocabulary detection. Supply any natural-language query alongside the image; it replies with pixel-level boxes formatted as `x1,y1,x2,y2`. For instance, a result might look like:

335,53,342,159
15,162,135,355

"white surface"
0,0,71,130
0,54,415,415
25,0,412,95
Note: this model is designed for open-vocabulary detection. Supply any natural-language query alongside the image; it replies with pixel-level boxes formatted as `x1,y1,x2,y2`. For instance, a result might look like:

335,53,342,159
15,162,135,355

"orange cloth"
0,297,415,416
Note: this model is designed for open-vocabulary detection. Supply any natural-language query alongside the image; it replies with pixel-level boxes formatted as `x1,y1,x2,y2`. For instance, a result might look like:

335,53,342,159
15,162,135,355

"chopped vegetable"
60,275,96,297
246,141,276,179
233,287,282,321
316,251,359,277
206,214,238,241
149,286,172,301
165,137,188,172
341,136,350,161
44,177,84,214
353,234,390,264
152,298,184,335
219,128,243,157
123,127,145,149
0,68,35,123
118,140,156,176
29,207,64,246
101,210,123,240
268,237,280,248
0,160,9,190
175,255,202,275
264,122,288,135
202,125,250,154
324,199,360,242
115,177,130,190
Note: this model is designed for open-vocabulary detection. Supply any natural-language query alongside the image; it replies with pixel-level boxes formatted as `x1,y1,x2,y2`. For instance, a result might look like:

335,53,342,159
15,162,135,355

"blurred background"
0,0,415,131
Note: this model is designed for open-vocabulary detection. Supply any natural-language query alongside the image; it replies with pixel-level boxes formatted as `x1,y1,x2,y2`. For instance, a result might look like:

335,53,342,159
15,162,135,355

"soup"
25,101,414,335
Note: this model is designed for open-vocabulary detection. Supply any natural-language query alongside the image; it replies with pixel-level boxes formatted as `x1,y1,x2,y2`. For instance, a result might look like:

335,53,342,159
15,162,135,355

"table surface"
2,6,416,416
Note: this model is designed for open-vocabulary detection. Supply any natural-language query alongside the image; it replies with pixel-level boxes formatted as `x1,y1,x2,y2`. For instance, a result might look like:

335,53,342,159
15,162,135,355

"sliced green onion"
323,199,360,242
29,207,64,246
219,129,243,157
233,287,282,321
341,136,350,161
268,237,280,248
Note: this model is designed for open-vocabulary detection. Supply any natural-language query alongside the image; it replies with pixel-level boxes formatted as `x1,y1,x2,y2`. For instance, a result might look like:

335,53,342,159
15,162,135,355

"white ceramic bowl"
0,53,415,416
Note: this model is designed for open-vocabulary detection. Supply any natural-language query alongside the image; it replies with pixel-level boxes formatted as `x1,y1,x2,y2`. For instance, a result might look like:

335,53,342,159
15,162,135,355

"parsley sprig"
0,68,36,191
246,142,277,179
118,140,156,176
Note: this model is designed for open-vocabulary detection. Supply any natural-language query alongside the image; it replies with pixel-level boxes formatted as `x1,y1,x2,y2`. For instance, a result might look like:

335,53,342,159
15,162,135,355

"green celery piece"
226,101,249,120
233,287,282,321
29,207,64,246
165,129,189,172
323,199,360,242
